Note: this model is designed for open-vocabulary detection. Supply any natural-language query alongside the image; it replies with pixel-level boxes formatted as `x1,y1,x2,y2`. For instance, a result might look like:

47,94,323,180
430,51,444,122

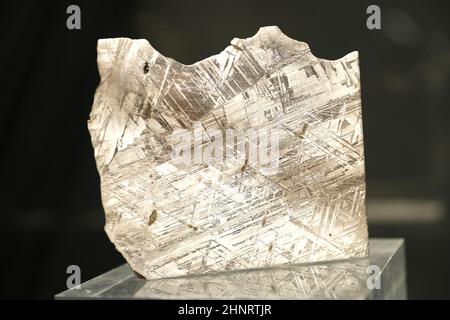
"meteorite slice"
88,26,368,279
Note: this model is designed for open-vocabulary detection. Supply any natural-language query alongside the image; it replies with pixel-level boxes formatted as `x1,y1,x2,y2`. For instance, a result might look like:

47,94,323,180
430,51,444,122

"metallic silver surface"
88,26,368,279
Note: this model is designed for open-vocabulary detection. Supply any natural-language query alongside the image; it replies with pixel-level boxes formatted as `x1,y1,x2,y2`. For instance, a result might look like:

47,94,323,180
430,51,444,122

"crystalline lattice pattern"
88,26,368,279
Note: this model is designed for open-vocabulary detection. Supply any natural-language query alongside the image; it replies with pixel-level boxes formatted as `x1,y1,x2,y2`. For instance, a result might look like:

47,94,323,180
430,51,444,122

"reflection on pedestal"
56,238,406,300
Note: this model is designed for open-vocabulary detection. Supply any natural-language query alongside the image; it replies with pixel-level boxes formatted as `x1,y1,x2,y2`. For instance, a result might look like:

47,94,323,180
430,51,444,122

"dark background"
1,0,449,299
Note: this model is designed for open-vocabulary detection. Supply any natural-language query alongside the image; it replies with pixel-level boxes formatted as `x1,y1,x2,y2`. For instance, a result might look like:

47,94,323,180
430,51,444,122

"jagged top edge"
97,26,358,69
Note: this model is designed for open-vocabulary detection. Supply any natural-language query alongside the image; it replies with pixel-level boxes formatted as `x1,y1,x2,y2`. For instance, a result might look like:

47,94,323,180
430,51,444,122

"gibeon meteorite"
88,26,368,279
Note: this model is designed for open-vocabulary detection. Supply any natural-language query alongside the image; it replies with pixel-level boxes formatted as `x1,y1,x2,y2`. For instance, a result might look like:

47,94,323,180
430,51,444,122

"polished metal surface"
88,26,368,279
